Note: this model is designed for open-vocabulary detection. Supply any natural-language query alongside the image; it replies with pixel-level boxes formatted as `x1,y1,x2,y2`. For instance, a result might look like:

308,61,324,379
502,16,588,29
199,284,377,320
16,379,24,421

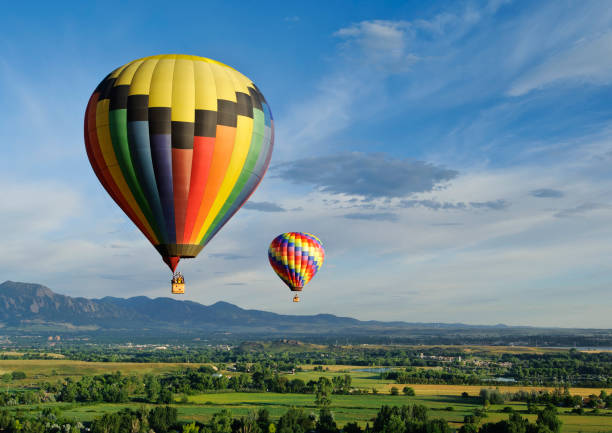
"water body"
483,377,517,383
353,367,395,373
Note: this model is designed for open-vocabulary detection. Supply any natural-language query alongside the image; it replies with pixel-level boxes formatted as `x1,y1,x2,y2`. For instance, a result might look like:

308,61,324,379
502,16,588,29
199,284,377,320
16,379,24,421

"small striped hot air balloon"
268,232,325,302
84,54,274,293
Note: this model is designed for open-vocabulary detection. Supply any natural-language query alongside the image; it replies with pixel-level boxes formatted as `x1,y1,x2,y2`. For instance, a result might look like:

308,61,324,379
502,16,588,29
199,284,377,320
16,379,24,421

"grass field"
0,359,208,387
295,366,612,397
2,358,611,432
10,393,609,432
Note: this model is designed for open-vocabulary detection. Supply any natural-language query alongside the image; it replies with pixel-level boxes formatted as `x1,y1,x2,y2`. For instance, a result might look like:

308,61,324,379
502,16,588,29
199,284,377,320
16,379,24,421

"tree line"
2,369,358,407
0,403,454,433
478,387,611,411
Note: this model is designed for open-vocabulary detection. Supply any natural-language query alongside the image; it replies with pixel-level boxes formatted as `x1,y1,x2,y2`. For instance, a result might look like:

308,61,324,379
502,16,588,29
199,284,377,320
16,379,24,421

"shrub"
403,387,416,396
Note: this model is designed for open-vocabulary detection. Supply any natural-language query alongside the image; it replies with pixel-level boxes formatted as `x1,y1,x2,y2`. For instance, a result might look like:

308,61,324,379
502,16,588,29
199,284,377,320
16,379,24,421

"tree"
412,404,428,423
480,389,504,405
144,374,161,403
209,409,233,433
276,407,314,433
458,424,477,433
233,411,261,433
382,415,405,433
315,377,333,408
536,406,562,433
183,422,200,433
343,422,363,433
256,409,271,433
402,387,415,396
148,406,178,433
11,372,26,380
316,408,338,433
60,380,77,402
390,387,399,396
508,412,529,433
158,387,173,404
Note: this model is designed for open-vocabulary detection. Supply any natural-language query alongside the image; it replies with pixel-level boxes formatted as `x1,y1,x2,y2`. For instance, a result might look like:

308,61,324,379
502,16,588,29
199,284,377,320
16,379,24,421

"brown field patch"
0,359,207,379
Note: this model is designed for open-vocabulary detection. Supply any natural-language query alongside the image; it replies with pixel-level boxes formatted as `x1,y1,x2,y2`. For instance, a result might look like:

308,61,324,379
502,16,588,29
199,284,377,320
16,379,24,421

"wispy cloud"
508,31,612,96
400,198,509,211
209,253,250,260
342,212,399,222
334,20,417,72
554,202,610,218
530,188,564,198
470,199,509,210
243,201,286,212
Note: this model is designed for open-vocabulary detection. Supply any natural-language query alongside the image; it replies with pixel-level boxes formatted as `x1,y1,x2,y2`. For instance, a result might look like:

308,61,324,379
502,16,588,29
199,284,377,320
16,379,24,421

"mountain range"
1,281,610,346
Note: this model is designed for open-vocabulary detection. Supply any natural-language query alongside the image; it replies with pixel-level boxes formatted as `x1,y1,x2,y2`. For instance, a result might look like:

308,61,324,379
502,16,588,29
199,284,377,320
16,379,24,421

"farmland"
1,350,611,432
6,394,608,432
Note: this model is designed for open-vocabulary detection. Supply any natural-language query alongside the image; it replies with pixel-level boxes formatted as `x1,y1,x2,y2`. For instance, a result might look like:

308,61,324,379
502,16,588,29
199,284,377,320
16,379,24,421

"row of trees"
382,368,485,385
5,344,610,387
460,406,563,433
478,387,611,409
154,369,353,398
0,407,82,433
0,404,449,433
93,404,450,433
5,370,356,406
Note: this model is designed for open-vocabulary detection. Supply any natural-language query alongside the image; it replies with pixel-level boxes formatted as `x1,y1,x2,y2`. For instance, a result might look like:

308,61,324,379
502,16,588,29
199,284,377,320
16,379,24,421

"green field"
10,393,611,432
2,358,611,432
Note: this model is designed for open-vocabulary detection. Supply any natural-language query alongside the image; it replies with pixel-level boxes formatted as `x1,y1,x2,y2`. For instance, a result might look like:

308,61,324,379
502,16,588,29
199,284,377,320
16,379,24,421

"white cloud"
334,20,417,72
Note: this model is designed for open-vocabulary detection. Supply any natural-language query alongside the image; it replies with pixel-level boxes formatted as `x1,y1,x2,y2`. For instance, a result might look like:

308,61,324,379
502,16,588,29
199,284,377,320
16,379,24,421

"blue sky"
1,0,611,327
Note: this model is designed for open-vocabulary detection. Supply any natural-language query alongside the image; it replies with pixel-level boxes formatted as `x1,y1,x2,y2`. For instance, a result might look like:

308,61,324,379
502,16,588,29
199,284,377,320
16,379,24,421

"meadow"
2,357,611,432
7,392,611,432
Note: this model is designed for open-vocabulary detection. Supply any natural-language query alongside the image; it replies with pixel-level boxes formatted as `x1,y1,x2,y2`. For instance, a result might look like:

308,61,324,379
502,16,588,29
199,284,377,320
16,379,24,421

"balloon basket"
292,294,300,302
171,283,185,294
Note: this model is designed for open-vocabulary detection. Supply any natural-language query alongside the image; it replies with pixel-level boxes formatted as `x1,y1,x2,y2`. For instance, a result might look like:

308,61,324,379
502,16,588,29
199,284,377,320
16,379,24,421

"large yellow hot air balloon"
84,54,274,293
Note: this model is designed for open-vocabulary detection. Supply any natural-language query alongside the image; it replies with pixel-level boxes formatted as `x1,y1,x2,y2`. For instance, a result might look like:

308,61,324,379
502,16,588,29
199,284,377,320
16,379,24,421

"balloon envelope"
84,54,274,271
268,232,325,291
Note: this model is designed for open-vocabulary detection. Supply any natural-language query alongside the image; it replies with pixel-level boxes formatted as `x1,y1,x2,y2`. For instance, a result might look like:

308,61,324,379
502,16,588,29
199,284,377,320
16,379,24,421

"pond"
353,367,395,373
483,377,517,383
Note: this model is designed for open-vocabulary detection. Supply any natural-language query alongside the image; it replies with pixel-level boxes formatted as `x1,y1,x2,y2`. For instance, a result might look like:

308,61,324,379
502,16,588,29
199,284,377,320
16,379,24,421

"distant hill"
1,281,610,346
0,280,363,333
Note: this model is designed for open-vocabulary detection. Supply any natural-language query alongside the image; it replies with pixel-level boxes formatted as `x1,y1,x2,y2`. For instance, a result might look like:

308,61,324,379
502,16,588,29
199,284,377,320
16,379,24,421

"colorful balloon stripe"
84,54,274,270
268,233,325,291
